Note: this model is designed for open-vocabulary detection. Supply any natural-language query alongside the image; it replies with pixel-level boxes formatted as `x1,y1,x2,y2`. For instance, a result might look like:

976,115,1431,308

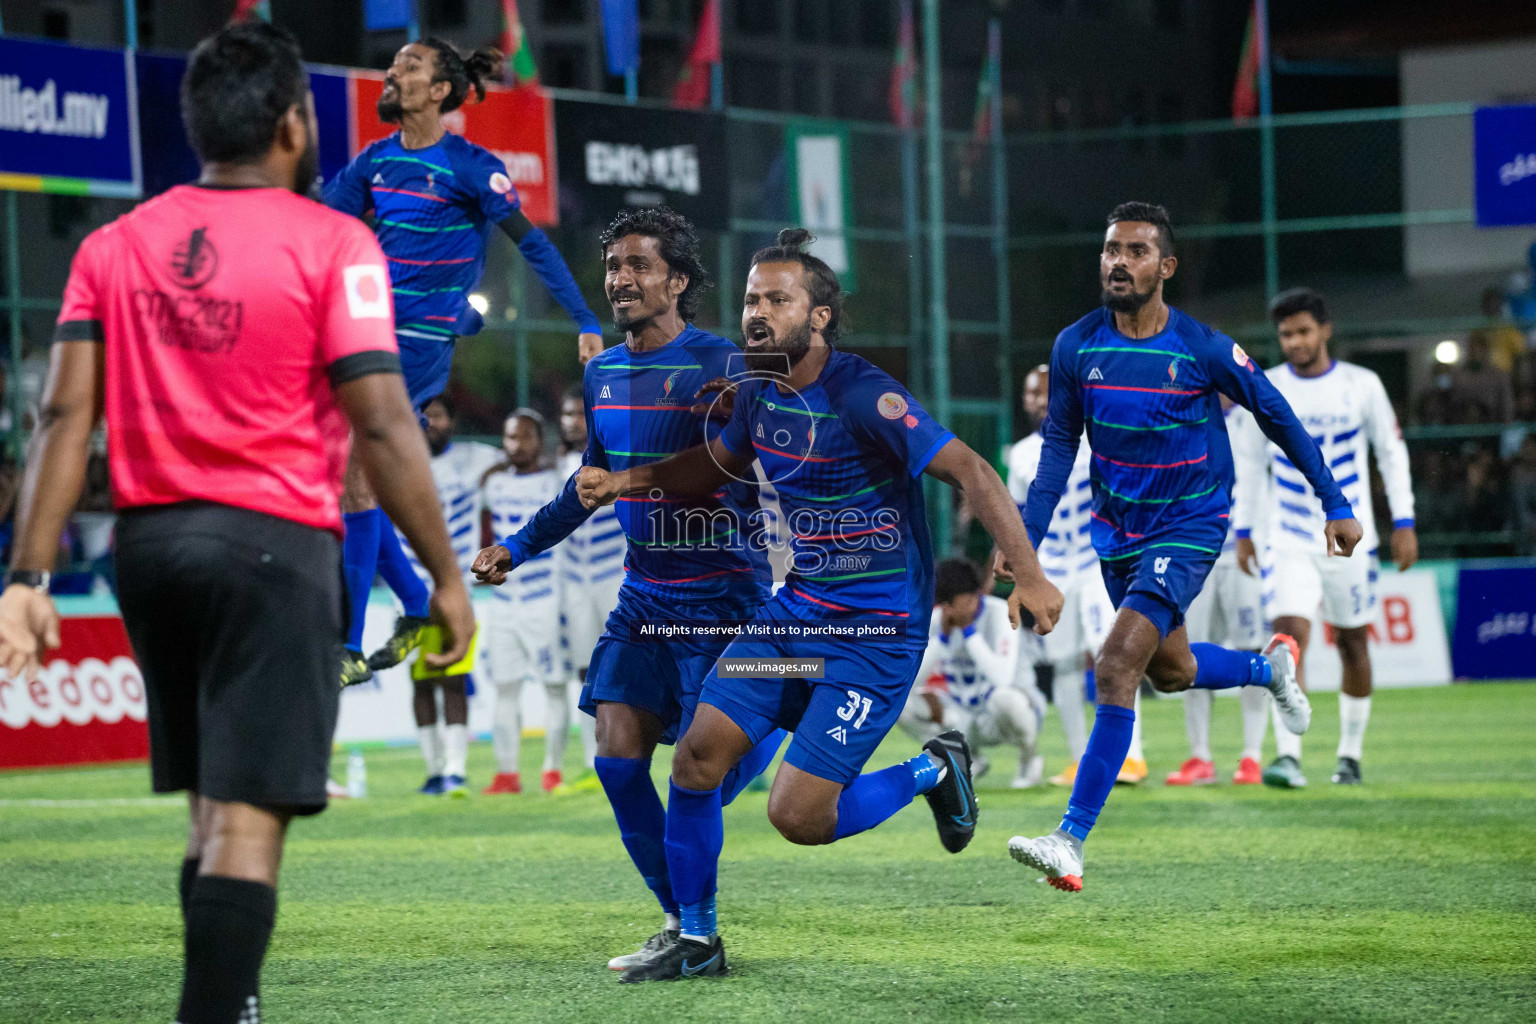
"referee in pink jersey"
0,23,474,1024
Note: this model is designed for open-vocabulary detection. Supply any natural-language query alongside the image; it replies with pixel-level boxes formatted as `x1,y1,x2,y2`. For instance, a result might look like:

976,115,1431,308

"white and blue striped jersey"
1008,431,1098,590
482,466,563,615
1233,361,1413,554
914,596,1019,710
395,440,501,584
556,450,627,591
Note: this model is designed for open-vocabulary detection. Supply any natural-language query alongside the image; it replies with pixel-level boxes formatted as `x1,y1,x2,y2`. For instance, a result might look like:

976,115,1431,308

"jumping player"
1234,288,1416,787
471,208,784,972
325,38,601,686
1007,203,1361,892
554,384,625,793
479,409,564,794
404,396,499,796
0,24,473,1021
576,228,1063,982
898,559,1041,785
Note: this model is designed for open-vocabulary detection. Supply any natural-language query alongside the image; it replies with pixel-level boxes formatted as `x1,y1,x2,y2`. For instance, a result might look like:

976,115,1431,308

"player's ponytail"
421,37,503,113
750,227,844,345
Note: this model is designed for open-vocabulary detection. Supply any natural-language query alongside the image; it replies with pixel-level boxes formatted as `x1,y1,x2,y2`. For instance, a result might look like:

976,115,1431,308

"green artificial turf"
3,683,1534,1023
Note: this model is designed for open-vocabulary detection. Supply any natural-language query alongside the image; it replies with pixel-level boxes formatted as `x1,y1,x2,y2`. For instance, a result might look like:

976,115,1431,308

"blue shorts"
698,593,923,785
580,581,771,744
1099,523,1226,639
398,330,456,411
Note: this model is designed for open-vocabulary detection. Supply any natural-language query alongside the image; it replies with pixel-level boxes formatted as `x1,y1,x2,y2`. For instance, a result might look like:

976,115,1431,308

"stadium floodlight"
468,292,490,315
1434,339,1460,365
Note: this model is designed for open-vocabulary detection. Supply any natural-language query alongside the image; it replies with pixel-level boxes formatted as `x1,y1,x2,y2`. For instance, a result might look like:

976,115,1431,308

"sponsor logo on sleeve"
343,265,391,320
1233,341,1252,368
489,171,514,195
878,392,909,420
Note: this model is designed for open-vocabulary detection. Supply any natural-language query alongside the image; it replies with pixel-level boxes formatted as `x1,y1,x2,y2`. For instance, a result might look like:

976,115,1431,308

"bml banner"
0,36,141,198
1474,105,1536,228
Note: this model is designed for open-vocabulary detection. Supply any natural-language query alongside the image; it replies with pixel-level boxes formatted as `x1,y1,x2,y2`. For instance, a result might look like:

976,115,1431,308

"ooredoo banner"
1299,568,1451,690
1451,563,1536,679
351,74,558,226
0,616,148,770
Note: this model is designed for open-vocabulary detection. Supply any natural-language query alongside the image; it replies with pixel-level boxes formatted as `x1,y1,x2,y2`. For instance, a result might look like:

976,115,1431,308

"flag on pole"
888,0,916,129
960,20,1000,192
672,0,720,109
1232,3,1261,120
600,0,641,78
498,0,539,85
233,0,270,22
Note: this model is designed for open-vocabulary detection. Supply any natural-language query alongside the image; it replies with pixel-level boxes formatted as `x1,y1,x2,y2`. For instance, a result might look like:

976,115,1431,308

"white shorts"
1263,545,1378,629
485,598,562,687
1185,562,1264,649
561,573,624,674
1028,571,1115,664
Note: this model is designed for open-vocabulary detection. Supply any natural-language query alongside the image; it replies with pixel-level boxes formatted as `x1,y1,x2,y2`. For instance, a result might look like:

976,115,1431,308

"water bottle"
346,748,367,799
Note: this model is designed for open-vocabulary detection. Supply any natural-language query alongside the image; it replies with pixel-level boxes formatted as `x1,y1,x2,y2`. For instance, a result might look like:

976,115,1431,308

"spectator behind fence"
1447,334,1514,424
1512,435,1536,555
1414,450,1460,534
1465,448,1509,535
1475,286,1527,374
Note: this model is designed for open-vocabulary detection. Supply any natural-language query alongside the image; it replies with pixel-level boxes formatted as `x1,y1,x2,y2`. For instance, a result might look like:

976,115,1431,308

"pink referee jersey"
54,184,400,536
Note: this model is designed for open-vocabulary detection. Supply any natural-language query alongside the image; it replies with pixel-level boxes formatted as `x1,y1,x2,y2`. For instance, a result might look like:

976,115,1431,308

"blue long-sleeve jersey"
1023,306,1351,562
501,327,772,601
323,133,599,340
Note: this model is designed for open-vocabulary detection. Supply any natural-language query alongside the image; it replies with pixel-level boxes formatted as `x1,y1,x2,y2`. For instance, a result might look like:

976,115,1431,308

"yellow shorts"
410,623,481,681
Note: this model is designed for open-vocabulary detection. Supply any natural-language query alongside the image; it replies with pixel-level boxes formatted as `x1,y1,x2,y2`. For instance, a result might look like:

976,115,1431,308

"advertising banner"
1474,105,1536,228
352,73,558,226
1298,568,1452,690
1450,563,1536,679
0,616,148,770
786,120,856,291
0,36,140,198
554,98,727,229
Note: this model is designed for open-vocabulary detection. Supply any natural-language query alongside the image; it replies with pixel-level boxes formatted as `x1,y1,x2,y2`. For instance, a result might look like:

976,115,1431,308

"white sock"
1272,701,1302,761
1337,693,1371,760
418,725,445,776
1183,688,1213,762
543,682,572,773
492,680,523,773
664,912,681,932
579,706,598,770
443,724,468,779
1125,690,1145,762
1239,686,1270,761
1053,663,1089,762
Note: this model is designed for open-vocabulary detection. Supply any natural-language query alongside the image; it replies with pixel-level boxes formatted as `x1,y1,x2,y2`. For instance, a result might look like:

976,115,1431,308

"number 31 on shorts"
837,690,873,730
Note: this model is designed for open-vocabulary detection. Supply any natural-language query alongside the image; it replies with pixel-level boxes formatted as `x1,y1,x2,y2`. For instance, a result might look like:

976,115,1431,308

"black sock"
179,858,200,922
177,876,276,1024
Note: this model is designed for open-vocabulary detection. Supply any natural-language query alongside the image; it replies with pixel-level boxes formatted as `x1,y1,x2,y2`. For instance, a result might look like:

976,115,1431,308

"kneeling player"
577,229,1062,981
898,559,1041,783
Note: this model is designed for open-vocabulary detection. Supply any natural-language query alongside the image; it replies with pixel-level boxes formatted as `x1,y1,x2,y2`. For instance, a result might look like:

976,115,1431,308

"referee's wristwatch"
2,570,51,593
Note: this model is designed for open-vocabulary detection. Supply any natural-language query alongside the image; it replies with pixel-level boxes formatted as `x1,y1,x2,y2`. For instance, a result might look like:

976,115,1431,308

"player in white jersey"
401,397,500,796
480,409,565,794
1234,289,1417,788
1167,399,1272,787
553,385,625,794
1006,366,1146,788
898,560,1041,785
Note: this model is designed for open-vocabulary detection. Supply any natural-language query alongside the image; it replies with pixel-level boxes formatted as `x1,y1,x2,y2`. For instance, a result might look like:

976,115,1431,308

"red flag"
232,0,269,22
1232,3,1261,120
498,0,539,86
889,0,916,129
672,0,721,108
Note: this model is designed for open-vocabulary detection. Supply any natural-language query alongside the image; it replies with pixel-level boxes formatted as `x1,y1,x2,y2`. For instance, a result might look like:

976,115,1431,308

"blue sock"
1060,703,1135,842
374,518,431,619
1190,643,1272,689
830,753,936,841
594,757,677,916
665,781,723,938
342,510,381,652
720,729,785,806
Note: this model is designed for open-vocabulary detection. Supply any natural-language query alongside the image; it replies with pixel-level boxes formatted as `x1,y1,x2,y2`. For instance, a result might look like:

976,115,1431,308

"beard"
610,291,655,333
376,93,403,124
293,131,320,197
1101,276,1156,314
426,432,450,457
743,316,813,376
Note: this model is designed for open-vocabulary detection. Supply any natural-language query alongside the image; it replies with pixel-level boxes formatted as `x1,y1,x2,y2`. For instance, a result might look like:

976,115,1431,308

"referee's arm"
333,367,474,668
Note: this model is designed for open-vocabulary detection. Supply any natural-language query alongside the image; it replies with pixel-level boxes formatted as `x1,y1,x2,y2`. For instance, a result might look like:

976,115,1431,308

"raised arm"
497,210,603,361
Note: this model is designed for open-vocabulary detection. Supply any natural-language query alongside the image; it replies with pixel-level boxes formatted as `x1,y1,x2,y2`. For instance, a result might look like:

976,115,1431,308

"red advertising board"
349,73,559,226
0,616,149,770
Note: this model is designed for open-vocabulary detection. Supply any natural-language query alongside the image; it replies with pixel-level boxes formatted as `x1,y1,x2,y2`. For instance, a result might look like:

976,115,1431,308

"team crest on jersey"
658,369,682,403
1232,342,1251,368
877,392,908,420
489,172,514,195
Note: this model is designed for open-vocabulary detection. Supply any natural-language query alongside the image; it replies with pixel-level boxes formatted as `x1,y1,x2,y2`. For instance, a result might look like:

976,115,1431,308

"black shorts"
115,502,345,816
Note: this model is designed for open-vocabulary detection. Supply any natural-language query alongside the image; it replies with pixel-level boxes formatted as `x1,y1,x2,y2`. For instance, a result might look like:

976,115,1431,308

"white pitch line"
0,797,181,808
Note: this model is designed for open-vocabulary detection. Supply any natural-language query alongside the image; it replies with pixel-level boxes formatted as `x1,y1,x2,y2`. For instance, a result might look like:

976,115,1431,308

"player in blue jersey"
1004,203,1364,892
325,38,601,686
576,228,1064,982
470,207,787,973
